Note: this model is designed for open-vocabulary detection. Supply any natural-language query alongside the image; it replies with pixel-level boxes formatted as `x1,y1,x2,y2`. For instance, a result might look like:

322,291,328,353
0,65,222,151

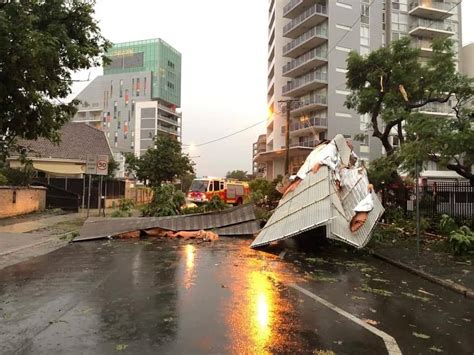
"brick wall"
0,187,47,218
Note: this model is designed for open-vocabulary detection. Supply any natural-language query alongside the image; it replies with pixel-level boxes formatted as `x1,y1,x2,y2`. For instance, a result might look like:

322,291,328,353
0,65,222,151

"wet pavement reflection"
0,238,472,354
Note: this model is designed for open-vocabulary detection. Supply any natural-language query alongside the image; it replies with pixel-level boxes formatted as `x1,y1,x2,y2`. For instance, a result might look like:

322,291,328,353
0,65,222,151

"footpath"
0,211,86,270
369,233,474,299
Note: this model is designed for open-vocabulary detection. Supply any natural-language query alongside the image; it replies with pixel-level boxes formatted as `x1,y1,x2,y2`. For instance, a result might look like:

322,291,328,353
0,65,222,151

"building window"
118,119,121,129
119,79,123,98
110,80,113,97
136,78,140,96
125,89,129,106
144,77,147,95
167,60,175,69
113,102,117,119
131,100,135,115
360,24,370,46
361,3,370,24
132,78,135,96
167,81,175,90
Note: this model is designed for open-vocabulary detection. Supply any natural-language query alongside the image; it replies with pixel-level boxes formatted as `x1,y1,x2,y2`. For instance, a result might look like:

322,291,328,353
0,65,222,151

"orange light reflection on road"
249,271,274,351
183,244,195,289
186,244,194,269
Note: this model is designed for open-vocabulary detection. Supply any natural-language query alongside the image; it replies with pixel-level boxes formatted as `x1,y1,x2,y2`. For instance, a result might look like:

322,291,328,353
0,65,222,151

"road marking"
289,283,402,355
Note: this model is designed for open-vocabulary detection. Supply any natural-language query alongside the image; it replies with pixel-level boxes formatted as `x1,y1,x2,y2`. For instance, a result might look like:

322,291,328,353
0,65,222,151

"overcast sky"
71,0,474,177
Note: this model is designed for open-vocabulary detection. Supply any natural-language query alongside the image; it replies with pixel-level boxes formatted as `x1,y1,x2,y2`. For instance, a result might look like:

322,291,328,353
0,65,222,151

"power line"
182,119,266,148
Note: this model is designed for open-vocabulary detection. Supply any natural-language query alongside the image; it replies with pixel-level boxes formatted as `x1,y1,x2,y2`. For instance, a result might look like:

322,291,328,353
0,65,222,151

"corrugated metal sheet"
74,204,258,241
251,165,384,249
251,167,333,248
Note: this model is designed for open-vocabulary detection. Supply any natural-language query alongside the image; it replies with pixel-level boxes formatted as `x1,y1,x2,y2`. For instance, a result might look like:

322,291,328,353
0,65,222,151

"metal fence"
33,178,126,209
382,181,473,222
420,182,473,221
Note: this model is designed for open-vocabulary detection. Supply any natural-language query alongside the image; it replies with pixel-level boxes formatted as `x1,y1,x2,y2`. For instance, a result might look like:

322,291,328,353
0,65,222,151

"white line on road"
289,283,402,355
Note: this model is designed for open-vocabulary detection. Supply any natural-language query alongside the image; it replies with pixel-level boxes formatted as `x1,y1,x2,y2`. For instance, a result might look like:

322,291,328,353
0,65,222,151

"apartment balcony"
411,38,435,56
283,3,328,39
291,95,327,115
158,104,181,118
157,114,180,127
283,47,327,78
409,18,454,38
282,70,328,97
417,101,456,116
409,0,454,20
289,139,319,148
284,0,324,19
290,116,327,136
267,77,275,96
157,124,179,136
283,25,328,58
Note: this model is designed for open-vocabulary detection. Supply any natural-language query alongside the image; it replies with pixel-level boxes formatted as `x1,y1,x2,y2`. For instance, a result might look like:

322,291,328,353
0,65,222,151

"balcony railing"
290,139,319,148
295,94,327,110
290,116,327,131
283,46,327,74
409,0,452,12
282,69,328,94
157,114,180,127
417,101,455,114
283,25,328,55
409,18,454,32
158,104,181,117
283,3,327,36
411,37,434,49
157,125,179,135
283,0,303,15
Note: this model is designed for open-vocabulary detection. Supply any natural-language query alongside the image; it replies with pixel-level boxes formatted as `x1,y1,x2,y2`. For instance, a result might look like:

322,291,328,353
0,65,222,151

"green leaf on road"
360,285,393,297
413,332,430,339
116,344,128,351
402,292,430,302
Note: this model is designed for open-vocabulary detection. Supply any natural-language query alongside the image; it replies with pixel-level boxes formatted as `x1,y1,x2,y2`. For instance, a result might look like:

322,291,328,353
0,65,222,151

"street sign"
96,155,109,176
86,155,97,175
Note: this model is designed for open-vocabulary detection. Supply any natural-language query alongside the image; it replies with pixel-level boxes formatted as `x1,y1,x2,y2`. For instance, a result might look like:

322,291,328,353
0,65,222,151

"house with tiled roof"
7,122,113,178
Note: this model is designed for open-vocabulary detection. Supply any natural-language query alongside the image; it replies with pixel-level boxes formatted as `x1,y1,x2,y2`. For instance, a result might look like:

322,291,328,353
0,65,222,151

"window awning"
32,161,85,175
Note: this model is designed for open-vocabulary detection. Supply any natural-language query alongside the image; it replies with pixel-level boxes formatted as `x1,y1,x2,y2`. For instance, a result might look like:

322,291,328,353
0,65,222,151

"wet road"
0,238,472,354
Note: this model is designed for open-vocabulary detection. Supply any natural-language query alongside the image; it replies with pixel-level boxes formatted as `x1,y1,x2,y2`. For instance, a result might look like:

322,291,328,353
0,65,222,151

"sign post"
96,155,108,217
85,154,109,218
85,155,97,218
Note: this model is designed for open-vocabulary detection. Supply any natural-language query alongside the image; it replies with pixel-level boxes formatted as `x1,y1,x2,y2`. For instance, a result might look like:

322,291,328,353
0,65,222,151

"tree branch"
406,92,453,109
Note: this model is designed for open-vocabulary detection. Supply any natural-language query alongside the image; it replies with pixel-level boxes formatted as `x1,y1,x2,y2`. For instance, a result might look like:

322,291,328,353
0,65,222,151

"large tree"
0,0,110,158
345,37,473,182
126,135,194,187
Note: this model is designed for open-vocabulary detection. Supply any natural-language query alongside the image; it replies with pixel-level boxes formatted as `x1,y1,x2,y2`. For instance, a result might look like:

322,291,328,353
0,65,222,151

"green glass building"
73,38,182,161
104,38,181,107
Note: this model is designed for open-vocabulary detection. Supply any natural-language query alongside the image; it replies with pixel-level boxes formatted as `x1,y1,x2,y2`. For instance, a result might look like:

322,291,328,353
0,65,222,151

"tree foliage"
345,37,473,182
0,0,110,158
125,135,194,187
141,184,185,217
226,170,249,181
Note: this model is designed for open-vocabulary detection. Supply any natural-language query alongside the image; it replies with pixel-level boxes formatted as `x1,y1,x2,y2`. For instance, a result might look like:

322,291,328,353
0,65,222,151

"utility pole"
278,99,299,175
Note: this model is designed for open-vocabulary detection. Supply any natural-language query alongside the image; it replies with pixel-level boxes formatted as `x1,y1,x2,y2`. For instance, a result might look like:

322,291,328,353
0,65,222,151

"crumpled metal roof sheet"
74,204,258,241
250,165,384,249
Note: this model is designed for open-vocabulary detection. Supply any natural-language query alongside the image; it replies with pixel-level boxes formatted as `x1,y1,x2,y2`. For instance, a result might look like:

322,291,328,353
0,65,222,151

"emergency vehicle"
187,177,250,205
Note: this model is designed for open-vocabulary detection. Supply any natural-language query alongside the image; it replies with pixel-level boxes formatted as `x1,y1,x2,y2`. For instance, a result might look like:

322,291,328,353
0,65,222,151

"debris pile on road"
251,134,384,249
74,204,258,242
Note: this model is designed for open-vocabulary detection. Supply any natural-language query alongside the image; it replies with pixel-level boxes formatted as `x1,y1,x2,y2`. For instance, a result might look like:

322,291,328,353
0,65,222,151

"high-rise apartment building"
73,38,182,161
254,0,462,180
